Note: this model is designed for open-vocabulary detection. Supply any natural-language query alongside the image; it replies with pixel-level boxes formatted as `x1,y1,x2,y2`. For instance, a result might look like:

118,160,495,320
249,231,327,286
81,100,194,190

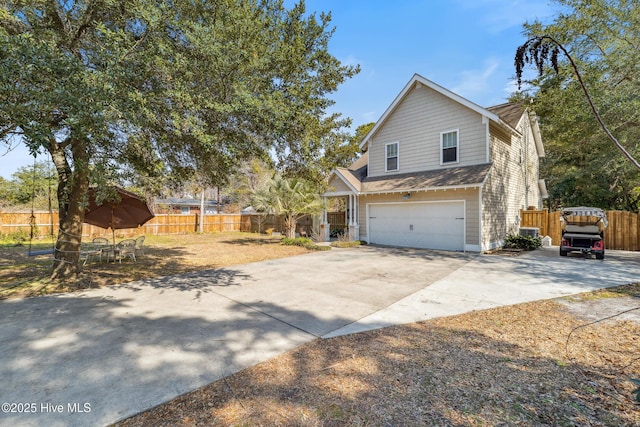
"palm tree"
252,175,323,239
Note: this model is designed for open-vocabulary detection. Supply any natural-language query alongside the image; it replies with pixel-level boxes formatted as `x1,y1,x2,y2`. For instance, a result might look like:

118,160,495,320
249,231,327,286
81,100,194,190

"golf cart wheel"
596,251,605,260
559,248,568,257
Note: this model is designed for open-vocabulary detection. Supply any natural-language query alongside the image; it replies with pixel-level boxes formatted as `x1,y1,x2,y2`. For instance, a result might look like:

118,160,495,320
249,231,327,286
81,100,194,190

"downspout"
524,124,529,208
479,187,483,251
481,116,489,251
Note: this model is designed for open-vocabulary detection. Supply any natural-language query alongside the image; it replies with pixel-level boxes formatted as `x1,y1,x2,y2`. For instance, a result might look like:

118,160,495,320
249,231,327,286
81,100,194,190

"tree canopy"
0,0,358,279
515,0,640,211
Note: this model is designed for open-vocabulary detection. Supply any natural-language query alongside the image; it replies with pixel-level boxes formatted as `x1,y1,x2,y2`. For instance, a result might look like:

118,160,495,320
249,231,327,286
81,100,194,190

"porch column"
320,196,330,242
344,197,348,230
348,194,359,241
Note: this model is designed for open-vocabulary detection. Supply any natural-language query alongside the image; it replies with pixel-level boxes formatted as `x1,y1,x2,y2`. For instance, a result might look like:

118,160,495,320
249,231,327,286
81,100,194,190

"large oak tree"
0,0,358,281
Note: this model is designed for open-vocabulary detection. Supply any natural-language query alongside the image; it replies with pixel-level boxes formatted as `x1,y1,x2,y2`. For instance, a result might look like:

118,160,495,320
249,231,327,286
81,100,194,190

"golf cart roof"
561,206,606,216
560,207,608,226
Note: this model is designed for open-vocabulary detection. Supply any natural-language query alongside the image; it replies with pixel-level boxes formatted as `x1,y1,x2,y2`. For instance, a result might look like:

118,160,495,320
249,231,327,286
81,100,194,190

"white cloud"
451,0,554,33
362,111,378,123
340,54,362,68
503,79,519,97
451,59,500,102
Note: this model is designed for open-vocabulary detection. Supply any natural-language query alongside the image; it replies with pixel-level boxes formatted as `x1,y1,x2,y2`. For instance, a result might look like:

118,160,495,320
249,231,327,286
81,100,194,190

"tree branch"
517,36,640,171
44,0,70,38
70,0,98,50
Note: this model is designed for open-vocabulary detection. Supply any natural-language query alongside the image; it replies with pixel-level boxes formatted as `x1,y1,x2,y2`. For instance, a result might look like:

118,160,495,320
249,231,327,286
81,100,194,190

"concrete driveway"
1,246,638,427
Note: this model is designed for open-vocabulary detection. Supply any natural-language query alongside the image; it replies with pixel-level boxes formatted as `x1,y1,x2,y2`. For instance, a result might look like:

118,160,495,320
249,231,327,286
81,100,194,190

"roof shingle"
486,102,524,129
359,163,492,193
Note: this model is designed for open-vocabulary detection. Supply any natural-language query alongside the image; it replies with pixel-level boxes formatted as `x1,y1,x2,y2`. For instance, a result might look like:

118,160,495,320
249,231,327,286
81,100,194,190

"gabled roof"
487,102,545,158
486,102,524,129
360,73,519,150
326,152,368,194
333,168,362,193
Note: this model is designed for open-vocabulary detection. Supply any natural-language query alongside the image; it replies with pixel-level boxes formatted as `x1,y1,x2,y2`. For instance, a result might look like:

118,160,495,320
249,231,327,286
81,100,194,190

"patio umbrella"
84,187,155,243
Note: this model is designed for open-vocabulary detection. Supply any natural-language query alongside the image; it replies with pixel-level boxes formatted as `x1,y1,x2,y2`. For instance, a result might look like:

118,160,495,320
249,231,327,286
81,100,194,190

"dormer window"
386,142,399,171
441,130,458,164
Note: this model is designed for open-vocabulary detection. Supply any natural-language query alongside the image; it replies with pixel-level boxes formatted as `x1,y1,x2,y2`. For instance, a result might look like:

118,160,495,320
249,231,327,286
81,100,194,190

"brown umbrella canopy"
84,187,154,231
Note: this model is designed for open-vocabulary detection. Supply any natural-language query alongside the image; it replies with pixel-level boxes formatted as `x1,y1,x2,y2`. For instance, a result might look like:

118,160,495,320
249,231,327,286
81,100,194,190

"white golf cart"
559,207,608,259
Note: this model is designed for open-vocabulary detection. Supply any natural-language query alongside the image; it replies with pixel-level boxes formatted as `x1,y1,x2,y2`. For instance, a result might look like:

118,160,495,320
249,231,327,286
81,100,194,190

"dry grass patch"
117,285,640,427
0,232,309,300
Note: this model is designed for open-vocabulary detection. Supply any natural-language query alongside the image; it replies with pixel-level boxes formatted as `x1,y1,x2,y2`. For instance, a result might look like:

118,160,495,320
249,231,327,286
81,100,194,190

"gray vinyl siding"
368,84,488,178
356,189,480,249
327,175,351,193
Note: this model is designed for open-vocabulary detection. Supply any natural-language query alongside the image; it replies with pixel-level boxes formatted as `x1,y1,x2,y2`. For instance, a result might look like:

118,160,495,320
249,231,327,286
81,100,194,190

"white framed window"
441,130,458,164
386,142,399,171
180,206,190,215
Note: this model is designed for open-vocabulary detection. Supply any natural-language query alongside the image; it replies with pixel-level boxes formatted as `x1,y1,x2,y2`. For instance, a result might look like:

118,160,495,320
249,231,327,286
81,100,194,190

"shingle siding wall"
356,189,480,248
368,84,488,177
522,115,542,209
482,114,542,250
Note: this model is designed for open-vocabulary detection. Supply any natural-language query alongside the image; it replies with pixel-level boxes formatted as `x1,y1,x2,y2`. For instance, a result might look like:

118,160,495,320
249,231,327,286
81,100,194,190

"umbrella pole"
111,207,115,246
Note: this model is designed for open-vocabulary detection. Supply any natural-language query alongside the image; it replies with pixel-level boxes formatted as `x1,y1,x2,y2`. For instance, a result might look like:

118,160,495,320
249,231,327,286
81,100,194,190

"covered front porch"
320,192,360,242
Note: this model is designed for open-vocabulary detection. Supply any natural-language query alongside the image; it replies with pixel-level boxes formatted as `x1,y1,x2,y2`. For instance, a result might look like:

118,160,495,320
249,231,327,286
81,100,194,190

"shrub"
0,230,31,245
281,237,311,246
331,240,363,248
330,227,347,238
281,237,330,251
503,234,542,251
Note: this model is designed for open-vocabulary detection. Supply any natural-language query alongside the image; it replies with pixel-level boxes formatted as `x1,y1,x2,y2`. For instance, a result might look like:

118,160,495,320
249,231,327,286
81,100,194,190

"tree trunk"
51,199,86,280
285,214,296,239
50,138,90,282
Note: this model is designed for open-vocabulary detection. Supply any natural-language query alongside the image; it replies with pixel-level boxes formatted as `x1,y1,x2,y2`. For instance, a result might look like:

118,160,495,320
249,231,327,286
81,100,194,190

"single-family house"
321,73,547,251
154,198,225,215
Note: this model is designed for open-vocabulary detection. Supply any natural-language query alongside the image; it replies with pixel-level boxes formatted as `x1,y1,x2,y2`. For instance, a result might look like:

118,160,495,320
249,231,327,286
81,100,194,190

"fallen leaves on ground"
117,284,640,427
0,233,308,300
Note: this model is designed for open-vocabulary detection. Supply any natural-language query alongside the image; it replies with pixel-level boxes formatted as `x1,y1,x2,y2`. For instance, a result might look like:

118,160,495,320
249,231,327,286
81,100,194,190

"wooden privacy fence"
0,212,313,240
327,212,347,231
520,209,640,251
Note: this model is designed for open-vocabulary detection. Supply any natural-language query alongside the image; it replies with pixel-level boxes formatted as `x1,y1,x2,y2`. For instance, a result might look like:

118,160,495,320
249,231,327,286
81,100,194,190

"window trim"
385,141,399,172
440,129,459,165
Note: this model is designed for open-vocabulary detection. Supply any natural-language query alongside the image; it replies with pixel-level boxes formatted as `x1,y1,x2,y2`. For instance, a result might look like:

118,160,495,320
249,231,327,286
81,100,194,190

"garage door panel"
369,202,464,251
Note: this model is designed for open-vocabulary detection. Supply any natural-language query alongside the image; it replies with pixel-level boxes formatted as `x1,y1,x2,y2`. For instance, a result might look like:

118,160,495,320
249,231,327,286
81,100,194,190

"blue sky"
313,0,556,127
0,0,557,179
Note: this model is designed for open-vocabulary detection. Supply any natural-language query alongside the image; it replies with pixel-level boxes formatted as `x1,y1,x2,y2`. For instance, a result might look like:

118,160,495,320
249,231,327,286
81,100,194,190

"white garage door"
368,202,465,251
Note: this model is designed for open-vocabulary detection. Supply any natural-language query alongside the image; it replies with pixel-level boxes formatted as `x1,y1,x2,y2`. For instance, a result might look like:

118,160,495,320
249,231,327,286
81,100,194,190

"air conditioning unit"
519,227,539,238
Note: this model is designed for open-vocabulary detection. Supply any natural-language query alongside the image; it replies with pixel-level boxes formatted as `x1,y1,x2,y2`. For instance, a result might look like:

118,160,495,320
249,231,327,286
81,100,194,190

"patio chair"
92,237,112,262
92,237,110,246
114,239,137,263
81,244,103,266
134,235,146,257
